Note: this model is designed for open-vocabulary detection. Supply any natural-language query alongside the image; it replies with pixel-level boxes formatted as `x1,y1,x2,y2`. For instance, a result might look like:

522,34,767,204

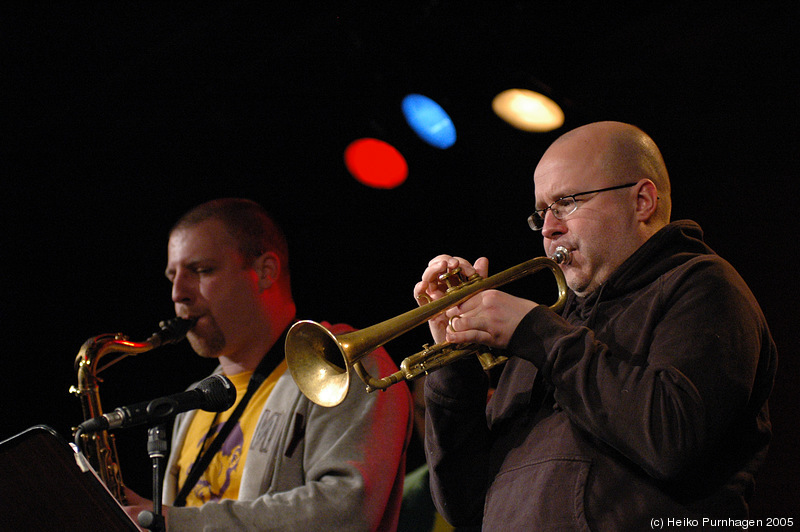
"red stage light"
344,138,408,189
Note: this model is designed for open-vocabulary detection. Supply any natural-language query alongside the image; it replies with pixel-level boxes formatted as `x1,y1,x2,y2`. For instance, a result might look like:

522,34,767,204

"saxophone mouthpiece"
148,317,197,348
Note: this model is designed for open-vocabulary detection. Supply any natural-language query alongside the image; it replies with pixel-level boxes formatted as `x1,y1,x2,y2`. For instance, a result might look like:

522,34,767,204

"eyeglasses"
527,182,639,231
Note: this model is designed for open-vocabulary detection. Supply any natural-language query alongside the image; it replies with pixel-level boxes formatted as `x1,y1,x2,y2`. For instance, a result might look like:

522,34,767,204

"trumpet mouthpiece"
552,246,571,265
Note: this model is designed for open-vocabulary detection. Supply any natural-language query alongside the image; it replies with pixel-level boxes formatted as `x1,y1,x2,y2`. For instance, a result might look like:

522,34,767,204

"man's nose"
171,270,194,304
541,210,567,240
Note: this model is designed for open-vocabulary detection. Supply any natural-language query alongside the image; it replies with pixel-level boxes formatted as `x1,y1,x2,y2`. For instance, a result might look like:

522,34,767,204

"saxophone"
70,317,196,504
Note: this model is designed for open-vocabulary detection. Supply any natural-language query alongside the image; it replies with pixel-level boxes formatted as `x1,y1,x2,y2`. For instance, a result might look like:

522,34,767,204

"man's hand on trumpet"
413,254,538,350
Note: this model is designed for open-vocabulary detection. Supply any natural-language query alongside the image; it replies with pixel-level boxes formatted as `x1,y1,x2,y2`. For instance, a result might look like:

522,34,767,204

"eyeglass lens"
528,198,576,230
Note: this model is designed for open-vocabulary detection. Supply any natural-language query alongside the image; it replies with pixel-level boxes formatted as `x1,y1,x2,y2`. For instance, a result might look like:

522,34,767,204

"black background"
3,2,798,517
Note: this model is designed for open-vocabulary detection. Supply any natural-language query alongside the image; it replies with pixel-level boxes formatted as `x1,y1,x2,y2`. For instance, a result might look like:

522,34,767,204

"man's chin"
567,274,592,298
187,335,225,359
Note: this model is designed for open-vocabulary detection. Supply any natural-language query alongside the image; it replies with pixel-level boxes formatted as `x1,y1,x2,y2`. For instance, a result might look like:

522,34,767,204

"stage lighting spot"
401,94,456,149
492,89,564,132
344,138,408,189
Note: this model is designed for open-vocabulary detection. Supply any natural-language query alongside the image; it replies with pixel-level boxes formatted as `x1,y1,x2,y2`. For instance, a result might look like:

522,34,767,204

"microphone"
78,375,236,433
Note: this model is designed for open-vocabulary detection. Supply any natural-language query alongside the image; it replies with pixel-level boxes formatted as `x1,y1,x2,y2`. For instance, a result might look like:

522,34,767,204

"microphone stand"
138,424,168,532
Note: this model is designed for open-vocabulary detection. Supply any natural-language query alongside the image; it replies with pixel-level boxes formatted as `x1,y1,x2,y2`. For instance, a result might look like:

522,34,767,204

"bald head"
548,121,672,224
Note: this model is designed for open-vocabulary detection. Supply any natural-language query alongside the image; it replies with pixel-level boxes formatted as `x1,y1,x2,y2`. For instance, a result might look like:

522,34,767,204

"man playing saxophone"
123,198,412,531
413,121,777,530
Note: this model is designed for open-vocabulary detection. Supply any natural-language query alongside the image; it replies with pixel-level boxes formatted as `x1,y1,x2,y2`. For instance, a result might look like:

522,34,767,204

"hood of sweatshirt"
564,219,715,323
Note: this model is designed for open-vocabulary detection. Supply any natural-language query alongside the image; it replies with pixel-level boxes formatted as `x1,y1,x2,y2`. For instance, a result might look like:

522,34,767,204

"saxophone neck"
73,317,196,376
70,317,195,506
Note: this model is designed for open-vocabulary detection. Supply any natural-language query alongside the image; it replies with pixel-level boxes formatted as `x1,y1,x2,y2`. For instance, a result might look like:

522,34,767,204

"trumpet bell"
285,320,351,407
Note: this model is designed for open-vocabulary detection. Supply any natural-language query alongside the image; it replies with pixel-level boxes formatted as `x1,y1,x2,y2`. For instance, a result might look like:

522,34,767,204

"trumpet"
286,247,570,407
70,317,196,503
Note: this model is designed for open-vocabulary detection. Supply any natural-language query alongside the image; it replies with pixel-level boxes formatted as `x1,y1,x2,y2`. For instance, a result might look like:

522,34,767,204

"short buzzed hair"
172,198,290,274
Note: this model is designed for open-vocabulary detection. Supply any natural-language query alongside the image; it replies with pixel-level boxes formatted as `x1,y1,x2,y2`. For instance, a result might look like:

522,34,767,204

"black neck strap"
173,326,290,507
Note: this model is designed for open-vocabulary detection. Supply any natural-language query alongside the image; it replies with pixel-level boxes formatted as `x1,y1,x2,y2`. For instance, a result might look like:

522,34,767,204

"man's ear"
254,251,280,290
634,179,659,222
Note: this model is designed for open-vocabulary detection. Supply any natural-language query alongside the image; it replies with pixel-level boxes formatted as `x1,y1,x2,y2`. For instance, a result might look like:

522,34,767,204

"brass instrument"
70,317,196,504
286,247,570,407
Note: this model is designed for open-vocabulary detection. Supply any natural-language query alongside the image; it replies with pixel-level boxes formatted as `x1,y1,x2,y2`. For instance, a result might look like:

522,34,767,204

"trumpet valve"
439,267,465,291
439,268,482,293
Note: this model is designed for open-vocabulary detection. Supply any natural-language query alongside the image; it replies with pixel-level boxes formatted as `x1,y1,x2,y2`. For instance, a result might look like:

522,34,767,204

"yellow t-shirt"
176,360,287,506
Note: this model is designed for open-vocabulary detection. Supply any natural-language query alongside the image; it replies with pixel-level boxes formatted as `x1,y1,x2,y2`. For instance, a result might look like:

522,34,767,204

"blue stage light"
401,94,456,149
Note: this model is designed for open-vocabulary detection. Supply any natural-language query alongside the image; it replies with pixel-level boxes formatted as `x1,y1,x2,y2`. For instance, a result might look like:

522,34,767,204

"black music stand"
0,425,140,531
